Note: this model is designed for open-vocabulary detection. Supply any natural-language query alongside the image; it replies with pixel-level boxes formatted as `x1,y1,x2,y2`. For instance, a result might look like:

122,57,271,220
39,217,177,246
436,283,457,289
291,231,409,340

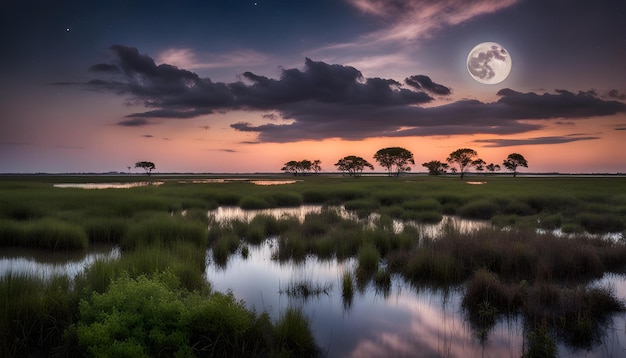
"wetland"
1,174,626,357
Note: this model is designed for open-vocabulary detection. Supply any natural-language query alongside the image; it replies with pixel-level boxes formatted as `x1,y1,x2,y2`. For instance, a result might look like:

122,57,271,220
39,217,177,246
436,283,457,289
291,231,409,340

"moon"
467,42,512,84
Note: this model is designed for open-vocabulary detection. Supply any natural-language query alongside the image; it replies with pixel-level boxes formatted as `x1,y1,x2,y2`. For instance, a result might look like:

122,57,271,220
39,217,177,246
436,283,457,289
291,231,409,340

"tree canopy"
335,156,374,177
135,161,155,176
373,147,415,176
281,159,321,176
446,148,483,179
503,153,528,177
422,160,449,175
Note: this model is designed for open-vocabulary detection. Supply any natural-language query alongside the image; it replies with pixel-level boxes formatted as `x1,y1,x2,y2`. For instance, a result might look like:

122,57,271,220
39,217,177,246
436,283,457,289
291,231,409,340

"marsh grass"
0,272,74,357
121,214,207,251
357,243,380,272
0,218,88,250
83,217,129,244
3,175,626,356
279,279,333,299
463,269,625,350
274,307,320,357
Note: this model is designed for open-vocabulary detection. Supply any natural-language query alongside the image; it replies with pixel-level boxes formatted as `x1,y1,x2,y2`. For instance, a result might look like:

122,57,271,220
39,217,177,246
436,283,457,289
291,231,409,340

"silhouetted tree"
135,161,155,176
312,160,322,175
446,148,484,179
422,160,449,175
503,153,528,178
281,159,321,175
335,156,374,177
486,163,501,173
373,147,415,177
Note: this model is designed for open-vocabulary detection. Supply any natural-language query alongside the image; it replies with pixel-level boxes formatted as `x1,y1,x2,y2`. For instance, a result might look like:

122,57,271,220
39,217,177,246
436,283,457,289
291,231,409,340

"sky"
1,0,625,174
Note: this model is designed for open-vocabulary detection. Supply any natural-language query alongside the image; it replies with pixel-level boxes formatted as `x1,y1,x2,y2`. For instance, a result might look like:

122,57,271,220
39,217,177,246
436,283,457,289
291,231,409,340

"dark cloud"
615,127,626,131
474,135,600,147
126,109,212,119
87,45,626,142
88,46,433,120
495,88,626,119
405,75,451,95
141,134,154,138
608,89,626,100
117,118,152,127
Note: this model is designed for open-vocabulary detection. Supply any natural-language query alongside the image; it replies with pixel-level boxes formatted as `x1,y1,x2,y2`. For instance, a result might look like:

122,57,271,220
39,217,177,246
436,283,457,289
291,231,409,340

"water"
205,205,626,357
53,182,164,189
0,244,120,279
205,238,626,357
208,205,488,236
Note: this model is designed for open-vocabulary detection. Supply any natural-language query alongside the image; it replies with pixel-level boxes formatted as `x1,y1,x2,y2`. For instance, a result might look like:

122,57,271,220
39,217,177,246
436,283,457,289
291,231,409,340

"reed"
274,307,320,358
0,218,88,250
357,243,380,272
121,215,207,251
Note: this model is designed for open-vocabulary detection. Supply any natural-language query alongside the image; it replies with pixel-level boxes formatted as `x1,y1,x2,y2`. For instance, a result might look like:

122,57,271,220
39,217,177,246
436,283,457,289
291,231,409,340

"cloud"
141,134,154,138
474,135,600,147
117,118,152,127
87,46,626,143
608,89,626,101
344,0,519,44
405,75,451,95
157,48,270,70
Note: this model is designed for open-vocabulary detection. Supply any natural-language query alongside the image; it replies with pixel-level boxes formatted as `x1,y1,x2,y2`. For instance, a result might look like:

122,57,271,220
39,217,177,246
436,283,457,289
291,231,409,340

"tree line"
283,147,528,178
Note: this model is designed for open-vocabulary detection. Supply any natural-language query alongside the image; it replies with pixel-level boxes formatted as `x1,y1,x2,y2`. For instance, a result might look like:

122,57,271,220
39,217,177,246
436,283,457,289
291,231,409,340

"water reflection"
208,205,488,237
0,245,120,279
205,206,626,357
206,239,530,357
53,182,163,189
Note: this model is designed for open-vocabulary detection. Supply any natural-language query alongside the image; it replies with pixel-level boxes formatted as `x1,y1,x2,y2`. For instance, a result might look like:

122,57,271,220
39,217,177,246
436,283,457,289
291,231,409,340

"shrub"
75,271,272,357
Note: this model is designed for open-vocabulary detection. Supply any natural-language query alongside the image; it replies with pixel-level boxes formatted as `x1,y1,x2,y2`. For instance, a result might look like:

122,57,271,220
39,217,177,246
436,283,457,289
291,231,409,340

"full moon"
467,42,512,84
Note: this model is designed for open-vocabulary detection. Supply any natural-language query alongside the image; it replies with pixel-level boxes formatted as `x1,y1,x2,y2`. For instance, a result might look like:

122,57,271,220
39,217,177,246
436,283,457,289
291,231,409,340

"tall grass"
0,272,74,357
0,218,88,250
274,307,320,357
120,214,207,251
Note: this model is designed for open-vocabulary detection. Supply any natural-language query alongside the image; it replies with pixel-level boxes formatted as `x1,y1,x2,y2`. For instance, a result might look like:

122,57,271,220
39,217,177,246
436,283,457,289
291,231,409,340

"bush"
75,271,273,357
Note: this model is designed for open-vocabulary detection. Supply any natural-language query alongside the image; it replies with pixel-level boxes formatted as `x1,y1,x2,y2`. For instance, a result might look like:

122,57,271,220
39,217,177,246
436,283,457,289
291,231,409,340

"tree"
486,163,501,173
135,161,155,176
503,153,528,178
446,148,484,179
335,156,374,177
422,160,449,175
312,160,322,175
373,147,415,177
281,159,321,176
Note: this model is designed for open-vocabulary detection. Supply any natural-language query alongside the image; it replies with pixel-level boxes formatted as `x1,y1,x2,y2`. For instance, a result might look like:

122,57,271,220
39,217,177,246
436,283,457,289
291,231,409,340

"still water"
206,206,626,357
1,204,624,357
0,245,120,280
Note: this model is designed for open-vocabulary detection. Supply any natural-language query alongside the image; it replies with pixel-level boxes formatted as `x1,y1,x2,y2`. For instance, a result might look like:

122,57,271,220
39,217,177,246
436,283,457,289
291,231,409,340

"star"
66,27,71,32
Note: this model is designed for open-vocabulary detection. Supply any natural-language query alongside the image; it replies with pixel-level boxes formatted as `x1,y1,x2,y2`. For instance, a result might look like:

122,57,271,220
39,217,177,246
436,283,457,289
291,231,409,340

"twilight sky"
1,0,625,173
